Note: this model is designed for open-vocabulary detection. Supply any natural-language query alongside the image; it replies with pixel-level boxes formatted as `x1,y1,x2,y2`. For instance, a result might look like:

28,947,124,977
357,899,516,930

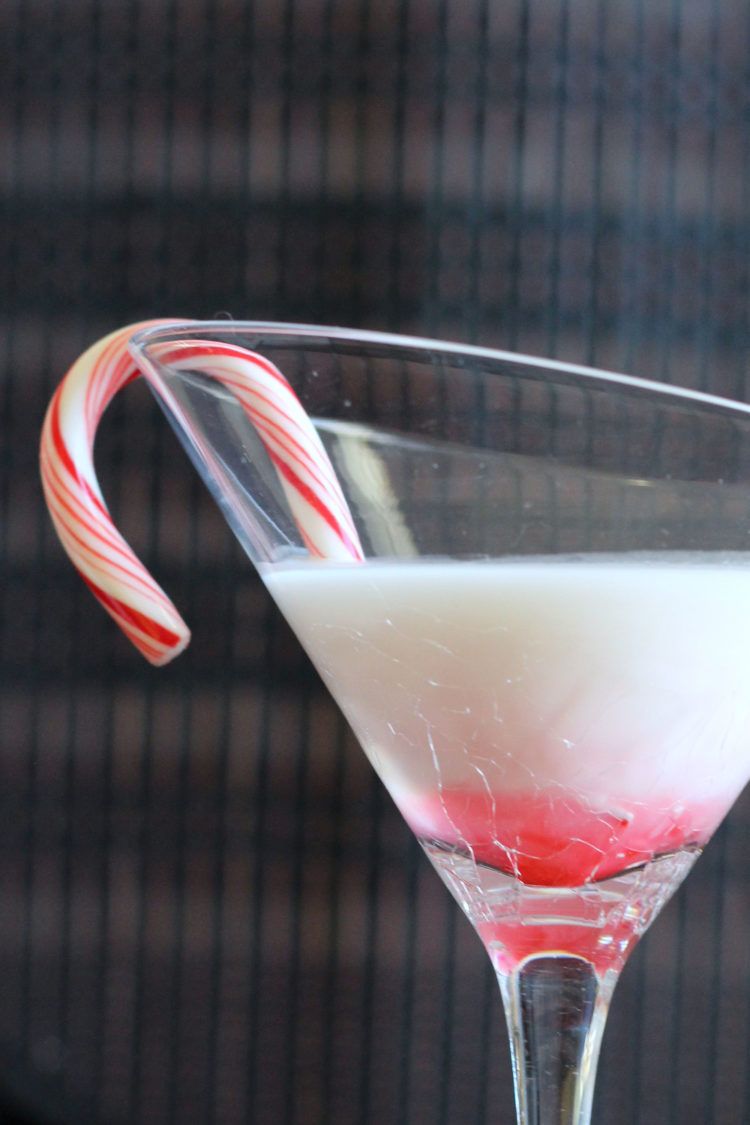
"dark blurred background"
3,1,750,1122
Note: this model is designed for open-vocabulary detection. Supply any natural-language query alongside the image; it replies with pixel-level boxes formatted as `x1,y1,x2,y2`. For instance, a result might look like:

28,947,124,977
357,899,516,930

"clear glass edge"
127,318,750,421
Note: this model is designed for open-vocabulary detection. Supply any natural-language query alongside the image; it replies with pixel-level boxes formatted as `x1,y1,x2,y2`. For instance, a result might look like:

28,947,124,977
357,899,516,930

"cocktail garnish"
39,321,363,665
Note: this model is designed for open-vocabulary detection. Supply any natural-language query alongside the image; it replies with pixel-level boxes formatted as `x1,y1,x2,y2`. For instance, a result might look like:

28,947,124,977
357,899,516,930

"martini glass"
130,322,750,1125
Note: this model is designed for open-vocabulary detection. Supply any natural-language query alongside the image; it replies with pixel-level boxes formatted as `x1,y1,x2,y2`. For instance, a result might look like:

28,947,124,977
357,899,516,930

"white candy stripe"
40,323,363,665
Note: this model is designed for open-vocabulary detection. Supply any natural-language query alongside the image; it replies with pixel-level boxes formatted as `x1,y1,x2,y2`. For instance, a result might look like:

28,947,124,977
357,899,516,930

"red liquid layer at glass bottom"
467,843,699,975
404,786,723,887
477,908,643,976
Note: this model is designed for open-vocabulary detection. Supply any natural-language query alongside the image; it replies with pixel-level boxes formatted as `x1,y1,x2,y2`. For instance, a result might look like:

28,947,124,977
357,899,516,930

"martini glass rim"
130,318,750,423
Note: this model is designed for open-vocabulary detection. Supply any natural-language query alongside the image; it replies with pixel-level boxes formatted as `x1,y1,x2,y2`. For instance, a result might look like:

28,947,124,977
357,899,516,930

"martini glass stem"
498,956,618,1125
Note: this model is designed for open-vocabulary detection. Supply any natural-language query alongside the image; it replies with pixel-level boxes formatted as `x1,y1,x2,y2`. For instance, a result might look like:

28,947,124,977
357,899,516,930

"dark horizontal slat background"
3,1,750,1123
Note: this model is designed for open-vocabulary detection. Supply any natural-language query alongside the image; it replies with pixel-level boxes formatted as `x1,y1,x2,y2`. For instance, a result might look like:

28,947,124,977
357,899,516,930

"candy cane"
40,321,363,666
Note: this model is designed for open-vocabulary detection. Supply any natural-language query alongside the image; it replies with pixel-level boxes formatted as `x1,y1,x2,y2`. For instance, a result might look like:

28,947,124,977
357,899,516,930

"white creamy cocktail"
267,555,750,893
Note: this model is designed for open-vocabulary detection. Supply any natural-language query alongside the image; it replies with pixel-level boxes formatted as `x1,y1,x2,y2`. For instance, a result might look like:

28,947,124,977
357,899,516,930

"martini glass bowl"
130,322,750,1125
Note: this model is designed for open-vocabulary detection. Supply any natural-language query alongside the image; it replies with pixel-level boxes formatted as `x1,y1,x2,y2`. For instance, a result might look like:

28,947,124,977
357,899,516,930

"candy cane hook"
40,321,363,665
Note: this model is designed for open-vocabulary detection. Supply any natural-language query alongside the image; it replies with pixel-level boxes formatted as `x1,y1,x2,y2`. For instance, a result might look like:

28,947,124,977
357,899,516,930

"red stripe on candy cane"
40,321,363,665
